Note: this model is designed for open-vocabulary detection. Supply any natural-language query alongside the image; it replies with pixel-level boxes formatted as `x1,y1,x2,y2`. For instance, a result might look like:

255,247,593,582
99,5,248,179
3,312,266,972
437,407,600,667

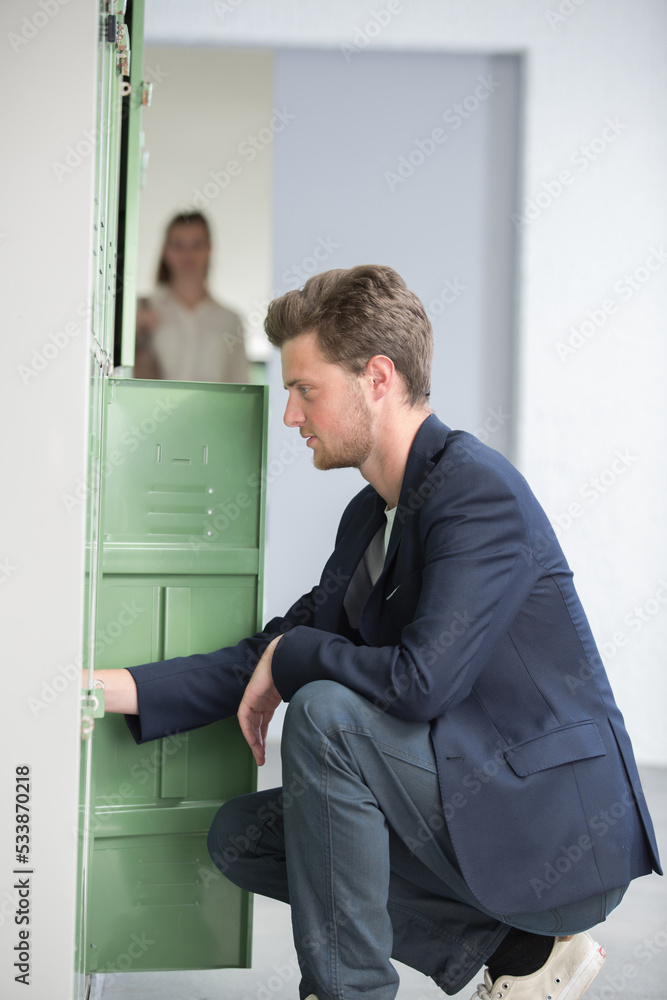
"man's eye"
300,386,311,395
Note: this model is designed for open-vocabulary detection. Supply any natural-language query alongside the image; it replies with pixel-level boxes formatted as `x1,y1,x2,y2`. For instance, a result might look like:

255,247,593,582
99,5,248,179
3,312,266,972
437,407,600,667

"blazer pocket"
504,720,606,777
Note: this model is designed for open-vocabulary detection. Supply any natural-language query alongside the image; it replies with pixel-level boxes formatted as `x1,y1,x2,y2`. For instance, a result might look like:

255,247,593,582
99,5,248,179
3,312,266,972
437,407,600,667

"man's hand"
237,636,283,766
81,668,138,715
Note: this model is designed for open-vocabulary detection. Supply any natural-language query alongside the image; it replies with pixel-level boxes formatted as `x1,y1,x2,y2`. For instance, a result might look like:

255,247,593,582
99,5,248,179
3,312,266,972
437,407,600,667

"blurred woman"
134,211,249,383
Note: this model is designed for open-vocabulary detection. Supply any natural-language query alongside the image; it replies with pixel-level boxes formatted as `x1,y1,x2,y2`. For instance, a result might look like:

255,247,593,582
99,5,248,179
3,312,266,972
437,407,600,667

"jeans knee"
207,800,234,863
207,797,255,876
283,680,367,741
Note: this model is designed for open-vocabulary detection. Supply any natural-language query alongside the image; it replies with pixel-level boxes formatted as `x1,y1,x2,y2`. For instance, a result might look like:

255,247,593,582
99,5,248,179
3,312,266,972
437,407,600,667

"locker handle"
80,687,105,740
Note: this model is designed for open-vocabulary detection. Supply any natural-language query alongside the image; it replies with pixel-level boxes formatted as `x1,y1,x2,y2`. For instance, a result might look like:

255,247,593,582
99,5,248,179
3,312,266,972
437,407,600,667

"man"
97,265,660,1000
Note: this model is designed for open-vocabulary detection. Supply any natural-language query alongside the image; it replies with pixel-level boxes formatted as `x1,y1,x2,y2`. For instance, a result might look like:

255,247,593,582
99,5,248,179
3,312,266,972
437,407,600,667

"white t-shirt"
150,285,249,384
343,505,398,629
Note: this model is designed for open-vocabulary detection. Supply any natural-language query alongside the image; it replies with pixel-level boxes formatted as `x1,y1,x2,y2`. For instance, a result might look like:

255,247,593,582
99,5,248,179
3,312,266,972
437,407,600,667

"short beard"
313,381,373,471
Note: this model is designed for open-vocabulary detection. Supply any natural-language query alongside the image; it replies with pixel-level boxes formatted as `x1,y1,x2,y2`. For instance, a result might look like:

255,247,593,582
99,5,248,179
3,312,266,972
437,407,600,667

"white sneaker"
303,996,320,999
470,931,606,999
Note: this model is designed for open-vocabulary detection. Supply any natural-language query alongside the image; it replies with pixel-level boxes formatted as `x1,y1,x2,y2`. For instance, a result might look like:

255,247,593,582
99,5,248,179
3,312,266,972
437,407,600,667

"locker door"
86,377,267,973
76,1,132,991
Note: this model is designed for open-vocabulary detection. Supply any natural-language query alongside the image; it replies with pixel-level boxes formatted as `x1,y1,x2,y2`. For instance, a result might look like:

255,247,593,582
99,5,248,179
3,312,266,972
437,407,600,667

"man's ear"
365,355,394,397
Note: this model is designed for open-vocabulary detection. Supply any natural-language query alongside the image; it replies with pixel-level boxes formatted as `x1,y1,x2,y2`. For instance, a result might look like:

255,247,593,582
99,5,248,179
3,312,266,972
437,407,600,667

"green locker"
86,377,268,973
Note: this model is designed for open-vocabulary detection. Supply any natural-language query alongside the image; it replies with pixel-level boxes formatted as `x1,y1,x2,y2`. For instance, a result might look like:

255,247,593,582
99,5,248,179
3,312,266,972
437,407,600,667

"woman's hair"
156,211,212,286
265,265,433,406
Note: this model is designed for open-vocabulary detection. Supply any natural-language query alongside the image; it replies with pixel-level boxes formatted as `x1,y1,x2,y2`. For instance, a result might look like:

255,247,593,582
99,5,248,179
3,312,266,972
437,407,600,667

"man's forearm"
82,669,139,715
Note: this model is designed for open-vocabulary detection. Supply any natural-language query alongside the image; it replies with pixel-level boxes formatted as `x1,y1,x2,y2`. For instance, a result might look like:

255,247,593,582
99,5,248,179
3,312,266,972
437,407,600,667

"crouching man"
94,265,661,1000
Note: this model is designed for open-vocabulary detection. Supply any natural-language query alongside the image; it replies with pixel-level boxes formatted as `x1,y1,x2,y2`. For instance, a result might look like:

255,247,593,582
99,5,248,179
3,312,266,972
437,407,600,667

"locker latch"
81,687,105,740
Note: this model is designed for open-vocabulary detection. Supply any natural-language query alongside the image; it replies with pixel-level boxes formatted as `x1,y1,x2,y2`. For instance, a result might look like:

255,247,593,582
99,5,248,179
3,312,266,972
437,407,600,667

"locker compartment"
84,377,267,973
88,834,251,972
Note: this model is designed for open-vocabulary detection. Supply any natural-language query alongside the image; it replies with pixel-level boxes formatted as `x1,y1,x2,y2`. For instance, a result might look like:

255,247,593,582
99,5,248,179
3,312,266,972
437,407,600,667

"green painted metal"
119,0,146,369
77,1,264,982
86,378,267,973
76,7,128,993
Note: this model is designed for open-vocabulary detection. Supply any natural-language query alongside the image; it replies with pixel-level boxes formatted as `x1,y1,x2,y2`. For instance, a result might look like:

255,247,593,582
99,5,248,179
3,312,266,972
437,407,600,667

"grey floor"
98,751,667,1000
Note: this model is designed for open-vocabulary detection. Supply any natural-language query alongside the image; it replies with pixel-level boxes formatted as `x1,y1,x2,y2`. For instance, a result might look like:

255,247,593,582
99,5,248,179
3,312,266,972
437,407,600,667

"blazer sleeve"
271,458,544,722
124,586,320,744
123,486,372,744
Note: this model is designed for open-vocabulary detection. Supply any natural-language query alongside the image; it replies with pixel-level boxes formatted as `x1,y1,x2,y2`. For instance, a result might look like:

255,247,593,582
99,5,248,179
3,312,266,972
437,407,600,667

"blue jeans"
208,681,626,1000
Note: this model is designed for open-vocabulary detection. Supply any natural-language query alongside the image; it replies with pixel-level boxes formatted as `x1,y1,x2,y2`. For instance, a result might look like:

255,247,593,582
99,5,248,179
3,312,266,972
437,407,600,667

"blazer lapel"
359,414,451,641
313,489,386,634
314,414,452,640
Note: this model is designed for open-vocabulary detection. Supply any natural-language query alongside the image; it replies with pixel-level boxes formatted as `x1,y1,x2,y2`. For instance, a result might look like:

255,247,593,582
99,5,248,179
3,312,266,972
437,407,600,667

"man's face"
281,332,373,471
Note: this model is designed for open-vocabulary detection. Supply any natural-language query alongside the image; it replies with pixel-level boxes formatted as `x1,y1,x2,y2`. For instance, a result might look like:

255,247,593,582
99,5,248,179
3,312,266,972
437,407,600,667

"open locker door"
78,0,266,977
87,377,267,973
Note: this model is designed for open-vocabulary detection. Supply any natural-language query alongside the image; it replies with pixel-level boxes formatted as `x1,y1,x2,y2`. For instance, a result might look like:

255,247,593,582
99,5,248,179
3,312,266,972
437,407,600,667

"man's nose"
283,396,305,428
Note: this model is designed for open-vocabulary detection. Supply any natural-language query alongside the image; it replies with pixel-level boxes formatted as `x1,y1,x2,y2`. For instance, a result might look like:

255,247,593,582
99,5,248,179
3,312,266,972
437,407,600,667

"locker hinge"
92,336,113,377
116,22,131,78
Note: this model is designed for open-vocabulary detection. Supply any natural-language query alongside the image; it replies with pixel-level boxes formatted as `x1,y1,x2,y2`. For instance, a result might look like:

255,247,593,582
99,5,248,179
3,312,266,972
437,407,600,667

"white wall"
267,49,519,626
137,47,274,360
143,0,667,766
0,2,98,997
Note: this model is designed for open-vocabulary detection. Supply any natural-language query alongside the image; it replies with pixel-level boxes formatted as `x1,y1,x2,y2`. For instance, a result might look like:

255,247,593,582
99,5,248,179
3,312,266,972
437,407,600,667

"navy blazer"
127,413,661,914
